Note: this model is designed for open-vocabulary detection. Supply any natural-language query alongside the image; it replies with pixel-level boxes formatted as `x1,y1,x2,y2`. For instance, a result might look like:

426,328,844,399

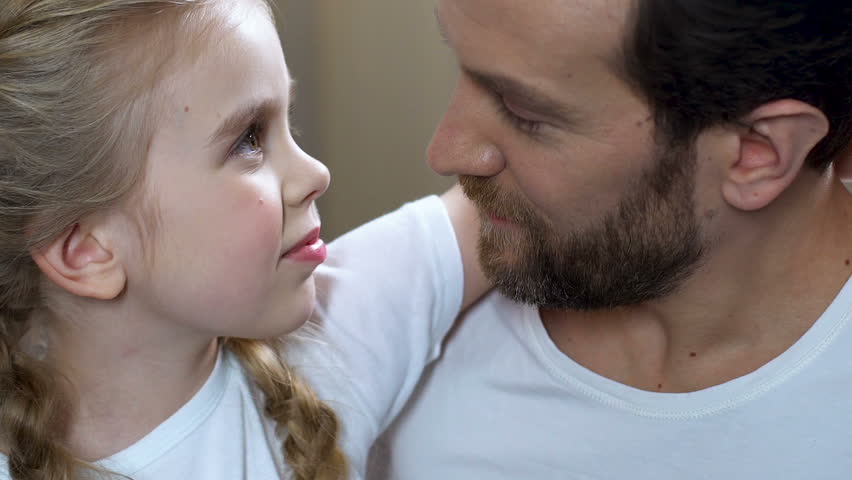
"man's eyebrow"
433,7,580,125
207,81,295,146
464,68,581,124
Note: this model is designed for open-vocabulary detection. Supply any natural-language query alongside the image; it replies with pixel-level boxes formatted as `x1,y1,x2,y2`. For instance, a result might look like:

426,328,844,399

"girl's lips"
281,227,327,263
283,238,327,263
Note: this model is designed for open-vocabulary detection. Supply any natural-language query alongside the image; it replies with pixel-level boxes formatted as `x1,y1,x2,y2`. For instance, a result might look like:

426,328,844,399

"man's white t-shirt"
0,196,464,479
369,278,852,479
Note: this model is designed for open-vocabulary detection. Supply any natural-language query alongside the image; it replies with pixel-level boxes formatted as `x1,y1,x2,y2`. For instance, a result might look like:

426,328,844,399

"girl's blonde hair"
0,1,346,478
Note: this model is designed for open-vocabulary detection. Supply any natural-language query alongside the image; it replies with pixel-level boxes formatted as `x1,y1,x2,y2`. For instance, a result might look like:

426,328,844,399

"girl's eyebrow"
207,82,295,146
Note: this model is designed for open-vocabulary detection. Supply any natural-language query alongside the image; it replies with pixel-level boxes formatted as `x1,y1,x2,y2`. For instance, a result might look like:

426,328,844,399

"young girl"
0,0,484,479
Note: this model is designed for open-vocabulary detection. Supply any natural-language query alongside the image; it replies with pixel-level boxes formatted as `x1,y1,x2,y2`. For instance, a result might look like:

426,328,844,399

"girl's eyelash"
234,122,264,153
288,103,302,138
228,103,300,166
230,121,265,171
494,96,543,136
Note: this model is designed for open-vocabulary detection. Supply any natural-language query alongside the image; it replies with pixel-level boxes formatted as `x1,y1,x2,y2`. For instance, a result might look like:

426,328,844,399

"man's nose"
427,78,506,178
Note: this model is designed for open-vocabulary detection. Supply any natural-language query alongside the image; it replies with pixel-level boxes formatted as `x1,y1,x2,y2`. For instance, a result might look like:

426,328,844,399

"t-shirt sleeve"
286,195,464,470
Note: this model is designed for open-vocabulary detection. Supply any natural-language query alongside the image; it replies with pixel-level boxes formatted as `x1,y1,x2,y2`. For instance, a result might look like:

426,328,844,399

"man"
368,0,852,478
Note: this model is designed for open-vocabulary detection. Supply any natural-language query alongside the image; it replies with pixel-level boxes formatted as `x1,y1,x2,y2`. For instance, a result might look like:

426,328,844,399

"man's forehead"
438,0,628,53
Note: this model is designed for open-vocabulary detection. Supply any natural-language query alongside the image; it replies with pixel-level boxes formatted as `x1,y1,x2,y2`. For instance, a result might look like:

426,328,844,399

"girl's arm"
290,191,485,476
441,184,491,310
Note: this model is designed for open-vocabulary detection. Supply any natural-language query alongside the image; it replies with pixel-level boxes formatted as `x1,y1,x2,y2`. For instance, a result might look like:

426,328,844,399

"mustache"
458,175,539,226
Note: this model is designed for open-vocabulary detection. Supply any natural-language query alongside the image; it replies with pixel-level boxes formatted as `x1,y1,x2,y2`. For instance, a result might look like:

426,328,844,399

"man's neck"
44,299,219,461
542,170,852,393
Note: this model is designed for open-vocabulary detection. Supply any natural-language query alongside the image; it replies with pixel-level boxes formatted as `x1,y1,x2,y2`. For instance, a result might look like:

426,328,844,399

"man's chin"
478,229,529,271
479,246,550,307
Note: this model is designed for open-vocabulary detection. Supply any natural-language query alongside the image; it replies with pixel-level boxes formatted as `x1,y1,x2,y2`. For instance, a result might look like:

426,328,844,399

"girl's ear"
32,222,126,300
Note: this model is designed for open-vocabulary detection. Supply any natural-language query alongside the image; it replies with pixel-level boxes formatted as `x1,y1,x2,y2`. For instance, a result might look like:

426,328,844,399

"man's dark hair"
621,1,852,169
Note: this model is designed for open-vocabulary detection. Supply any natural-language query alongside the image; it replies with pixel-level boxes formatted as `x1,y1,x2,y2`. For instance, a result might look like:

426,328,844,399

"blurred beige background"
275,1,457,240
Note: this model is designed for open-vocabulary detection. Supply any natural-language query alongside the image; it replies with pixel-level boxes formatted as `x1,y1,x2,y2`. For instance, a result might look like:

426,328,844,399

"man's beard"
460,143,705,311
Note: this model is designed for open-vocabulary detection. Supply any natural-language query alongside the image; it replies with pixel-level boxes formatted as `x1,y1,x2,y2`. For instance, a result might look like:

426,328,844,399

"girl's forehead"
124,0,276,86
145,2,288,156
143,1,286,115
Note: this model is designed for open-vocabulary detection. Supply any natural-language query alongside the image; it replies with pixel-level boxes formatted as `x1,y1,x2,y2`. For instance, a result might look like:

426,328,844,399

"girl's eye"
233,122,264,157
229,122,265,172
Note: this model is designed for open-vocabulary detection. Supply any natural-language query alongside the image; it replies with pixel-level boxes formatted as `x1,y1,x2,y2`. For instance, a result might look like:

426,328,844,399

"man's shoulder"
450,291,539,344
465,290,536,317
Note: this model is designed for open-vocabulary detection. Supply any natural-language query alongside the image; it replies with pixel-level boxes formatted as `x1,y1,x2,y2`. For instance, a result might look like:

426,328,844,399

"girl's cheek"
247,180,284,249
222,171,283,261
256,198,283,245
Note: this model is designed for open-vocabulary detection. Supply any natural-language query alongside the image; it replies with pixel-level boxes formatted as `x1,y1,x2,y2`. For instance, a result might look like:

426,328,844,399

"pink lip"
282,227,327,263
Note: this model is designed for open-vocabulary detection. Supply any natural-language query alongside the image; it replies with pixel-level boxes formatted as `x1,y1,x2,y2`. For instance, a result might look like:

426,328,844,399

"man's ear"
32,222,126,300
721,99,829,211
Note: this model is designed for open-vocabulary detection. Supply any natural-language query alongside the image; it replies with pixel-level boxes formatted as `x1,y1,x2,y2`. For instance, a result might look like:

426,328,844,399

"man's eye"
495,98,543,136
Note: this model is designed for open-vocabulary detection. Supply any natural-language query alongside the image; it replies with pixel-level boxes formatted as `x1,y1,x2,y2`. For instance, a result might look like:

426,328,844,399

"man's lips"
485,211,517,226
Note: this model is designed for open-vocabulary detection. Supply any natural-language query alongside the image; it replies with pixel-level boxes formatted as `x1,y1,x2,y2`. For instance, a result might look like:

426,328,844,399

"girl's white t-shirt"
0,195,464,479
